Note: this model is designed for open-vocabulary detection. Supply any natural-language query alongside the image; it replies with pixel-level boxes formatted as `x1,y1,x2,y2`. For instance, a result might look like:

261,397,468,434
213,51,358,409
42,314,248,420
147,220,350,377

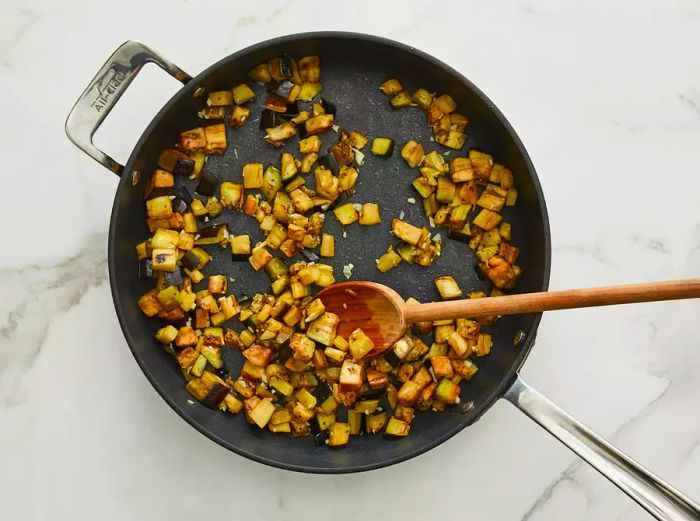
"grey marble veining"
1,1,699,520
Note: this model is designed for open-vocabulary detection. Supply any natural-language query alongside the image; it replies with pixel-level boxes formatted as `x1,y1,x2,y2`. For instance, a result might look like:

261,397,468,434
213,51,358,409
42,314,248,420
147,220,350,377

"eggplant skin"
201,383,229,409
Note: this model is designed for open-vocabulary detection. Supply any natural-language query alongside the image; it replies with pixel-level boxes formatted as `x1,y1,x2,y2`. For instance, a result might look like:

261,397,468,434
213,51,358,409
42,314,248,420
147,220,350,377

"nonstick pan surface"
106,33,550,472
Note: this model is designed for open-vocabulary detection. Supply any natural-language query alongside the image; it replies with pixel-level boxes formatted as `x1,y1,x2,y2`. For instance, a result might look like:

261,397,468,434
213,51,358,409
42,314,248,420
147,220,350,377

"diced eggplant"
472,209,502,231
348,328,374,360
232,83,256,105
379,78,403,95
371,137,394,157
411,88,433,109
195,170,218,196
333,203,358,225
265,122,296,143
366,412,388,434
436,378,460,404
242,162,263,189
265,94,288,113
144,169,174,200
385,417,410,437
185,371,229,409
358,203,381,226
229,105,251,128
376,245,402,273
304,114,334,135
390,91,412,108
219,182,244,210
260,109,284,130
180,250,200,270
203,123,226,154
328,422,350,446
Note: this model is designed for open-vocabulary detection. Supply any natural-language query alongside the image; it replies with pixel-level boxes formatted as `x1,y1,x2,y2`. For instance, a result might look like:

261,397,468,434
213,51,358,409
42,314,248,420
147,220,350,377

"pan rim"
108,30,551,473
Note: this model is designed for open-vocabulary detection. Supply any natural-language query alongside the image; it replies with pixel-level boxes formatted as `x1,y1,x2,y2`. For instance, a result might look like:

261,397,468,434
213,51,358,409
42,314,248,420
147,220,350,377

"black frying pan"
66,33,698,520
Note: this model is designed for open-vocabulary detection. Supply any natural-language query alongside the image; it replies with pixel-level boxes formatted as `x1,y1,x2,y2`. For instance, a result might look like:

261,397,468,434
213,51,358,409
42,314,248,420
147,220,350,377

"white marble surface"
2,0,699,519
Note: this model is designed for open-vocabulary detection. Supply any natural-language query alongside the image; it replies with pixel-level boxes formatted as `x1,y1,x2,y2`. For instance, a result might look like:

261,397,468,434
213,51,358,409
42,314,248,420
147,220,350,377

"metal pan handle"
65,40,191,176
504,375,700,520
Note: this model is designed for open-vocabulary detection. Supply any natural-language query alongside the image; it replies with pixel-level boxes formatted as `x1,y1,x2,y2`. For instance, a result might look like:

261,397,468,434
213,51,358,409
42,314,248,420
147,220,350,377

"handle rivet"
130,170,140,186
459,401,474,414
192,86,205,98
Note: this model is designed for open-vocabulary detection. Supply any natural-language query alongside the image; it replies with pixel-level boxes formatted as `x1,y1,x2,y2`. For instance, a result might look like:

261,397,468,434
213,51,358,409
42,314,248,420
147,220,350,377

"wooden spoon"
316,279,700,356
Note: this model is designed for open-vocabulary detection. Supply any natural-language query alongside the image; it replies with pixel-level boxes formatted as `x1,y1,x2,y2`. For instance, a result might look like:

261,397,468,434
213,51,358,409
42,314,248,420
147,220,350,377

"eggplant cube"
385,417,410,437
250,398,276,428
230,105,251,128
339,359,364,392
333,203,358,225
306,312,339,346
348,328,374,360
328,422,351,446
401,140,425,168
436,378,460,404
179,127,206,151
204,123,227,154
220,182,244,209
152,248,177,272
242,163,264,189
435,276,462,300
379,78,404,95
232,83,256,105
371,137,395,157
207,90,233,106
146,196,173,219
391,218,422,245
358,203,381,226
290,333,316,362
431,355,455,378
304,114,334,136
207,275,227,295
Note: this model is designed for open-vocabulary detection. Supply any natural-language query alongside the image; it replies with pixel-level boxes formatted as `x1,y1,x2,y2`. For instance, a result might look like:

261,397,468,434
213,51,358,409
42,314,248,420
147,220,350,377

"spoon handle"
403,279,700,323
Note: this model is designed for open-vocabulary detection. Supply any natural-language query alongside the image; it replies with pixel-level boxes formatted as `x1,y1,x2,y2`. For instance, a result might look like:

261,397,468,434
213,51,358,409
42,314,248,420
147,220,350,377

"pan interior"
110,33,550,473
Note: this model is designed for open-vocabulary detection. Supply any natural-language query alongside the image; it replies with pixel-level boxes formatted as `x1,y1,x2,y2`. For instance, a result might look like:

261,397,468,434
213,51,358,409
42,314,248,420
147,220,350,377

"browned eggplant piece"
144,169,174,200
197,219,228,238
185,371,229,409
279,55,293,78
329,132,354,166
265,94,288,113
180,250,200,270
259,109,284,130
195,170,218,196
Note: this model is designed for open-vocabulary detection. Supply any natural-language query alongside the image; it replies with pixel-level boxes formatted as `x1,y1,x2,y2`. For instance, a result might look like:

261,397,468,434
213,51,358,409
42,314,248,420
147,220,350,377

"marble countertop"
2,1,699,519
